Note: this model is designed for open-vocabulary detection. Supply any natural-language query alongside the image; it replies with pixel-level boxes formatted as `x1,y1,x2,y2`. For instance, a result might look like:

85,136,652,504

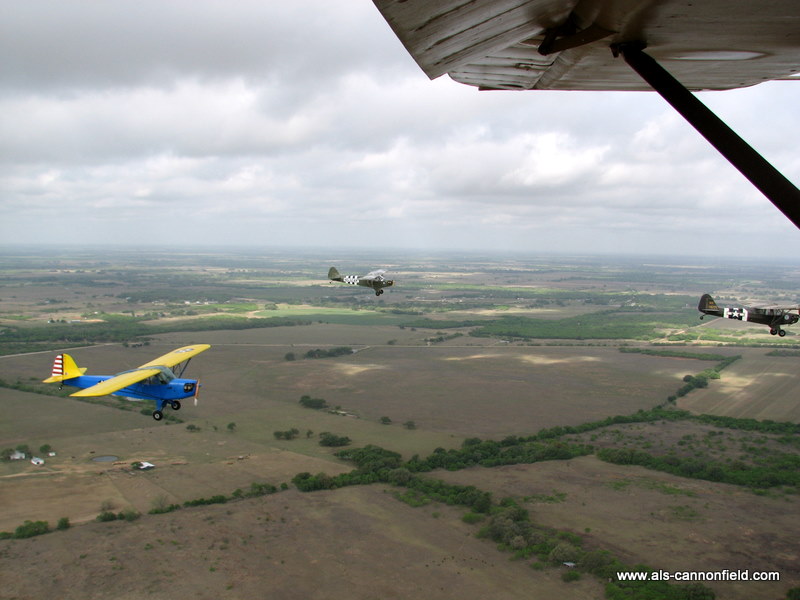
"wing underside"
70,345,210,397
70,368,162,397
372,0,800,92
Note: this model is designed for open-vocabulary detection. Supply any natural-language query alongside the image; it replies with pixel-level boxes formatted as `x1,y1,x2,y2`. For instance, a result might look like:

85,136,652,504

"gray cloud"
1,1,798,257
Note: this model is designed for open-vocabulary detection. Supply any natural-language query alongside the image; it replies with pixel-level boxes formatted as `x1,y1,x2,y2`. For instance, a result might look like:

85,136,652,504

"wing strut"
612,42,800,230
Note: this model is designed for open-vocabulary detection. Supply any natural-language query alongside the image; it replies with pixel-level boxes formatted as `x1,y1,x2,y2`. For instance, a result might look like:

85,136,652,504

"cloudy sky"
2,1,799,257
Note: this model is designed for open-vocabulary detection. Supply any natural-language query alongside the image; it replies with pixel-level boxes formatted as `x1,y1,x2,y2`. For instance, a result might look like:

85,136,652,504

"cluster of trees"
97,509,140,522
149,481,281,515
479,499,714,599
404,438,593,472
0,519,64,540
183,495,228,508
670,355,741,400
619,348,730,361
299,395,328,410
319,432,350,447
304,347,353,359
693,414,800,435
597,446,800,489
424,332,464,344
274,428,300,440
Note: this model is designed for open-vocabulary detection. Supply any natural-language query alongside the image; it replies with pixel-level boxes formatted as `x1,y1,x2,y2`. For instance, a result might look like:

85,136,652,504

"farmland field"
1,248,799,600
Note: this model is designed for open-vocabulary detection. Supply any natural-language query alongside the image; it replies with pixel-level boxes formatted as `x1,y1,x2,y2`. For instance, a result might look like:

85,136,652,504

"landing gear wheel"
376,289,384,296
170,400,181,410
152,410,163,421
770,329,778,336
779,329,786,337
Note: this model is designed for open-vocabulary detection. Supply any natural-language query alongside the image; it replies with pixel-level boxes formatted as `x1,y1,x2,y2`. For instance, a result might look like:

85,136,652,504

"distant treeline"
402,310,699,341
766,349,800,357
597,446,800,489
304,347,353,359
469,311,697,341
619,348,731,361
292,407,800,497
0,315,311,345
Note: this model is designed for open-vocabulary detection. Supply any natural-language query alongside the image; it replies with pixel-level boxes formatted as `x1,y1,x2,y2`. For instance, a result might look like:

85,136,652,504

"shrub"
14,520,50,538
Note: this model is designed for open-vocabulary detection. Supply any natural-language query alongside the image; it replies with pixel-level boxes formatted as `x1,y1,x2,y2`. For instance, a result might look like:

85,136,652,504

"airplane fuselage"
60,375,199,402
329,267,394,296
698,294,799,336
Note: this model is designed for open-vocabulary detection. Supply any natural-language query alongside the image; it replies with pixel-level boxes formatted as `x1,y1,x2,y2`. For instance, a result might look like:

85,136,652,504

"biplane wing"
137,345,211,369
69,345,210,398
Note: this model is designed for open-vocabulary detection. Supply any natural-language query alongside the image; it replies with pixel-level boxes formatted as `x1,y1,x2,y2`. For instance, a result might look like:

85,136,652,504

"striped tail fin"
43,353,87,383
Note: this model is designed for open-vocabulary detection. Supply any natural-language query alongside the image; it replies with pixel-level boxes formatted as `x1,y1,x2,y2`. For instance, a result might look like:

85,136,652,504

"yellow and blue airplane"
43,345,210,421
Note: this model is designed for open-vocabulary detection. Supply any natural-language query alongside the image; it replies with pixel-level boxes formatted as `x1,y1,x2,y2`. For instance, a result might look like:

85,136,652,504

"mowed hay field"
1,324,798,600
435,456,799,600
0,486,604,600
679,348,800,421
0,327,767,528
149,325,706,437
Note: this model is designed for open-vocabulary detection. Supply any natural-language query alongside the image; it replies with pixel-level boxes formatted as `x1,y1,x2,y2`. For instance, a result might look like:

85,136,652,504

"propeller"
194,380,201,407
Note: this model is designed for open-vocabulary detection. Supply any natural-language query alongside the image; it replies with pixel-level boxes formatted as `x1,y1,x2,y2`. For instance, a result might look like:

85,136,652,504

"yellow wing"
70,368,162,397
137,345,211,369
70,345,210,397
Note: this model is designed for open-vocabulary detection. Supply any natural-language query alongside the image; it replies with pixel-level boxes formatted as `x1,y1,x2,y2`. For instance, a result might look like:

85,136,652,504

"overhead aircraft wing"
137,345,211,369
372,0,800,92
372,0,800,227
70,368,162,397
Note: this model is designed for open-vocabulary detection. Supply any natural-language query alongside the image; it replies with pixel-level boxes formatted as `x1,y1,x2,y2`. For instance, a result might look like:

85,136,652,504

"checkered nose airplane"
43,345,210,420
328,267,394,296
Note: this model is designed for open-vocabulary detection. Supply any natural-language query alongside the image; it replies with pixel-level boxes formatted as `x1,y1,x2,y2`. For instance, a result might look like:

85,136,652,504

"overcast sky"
1,1,799,258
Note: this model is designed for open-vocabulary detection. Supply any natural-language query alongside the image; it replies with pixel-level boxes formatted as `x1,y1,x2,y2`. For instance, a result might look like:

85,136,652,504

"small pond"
91,455,119,463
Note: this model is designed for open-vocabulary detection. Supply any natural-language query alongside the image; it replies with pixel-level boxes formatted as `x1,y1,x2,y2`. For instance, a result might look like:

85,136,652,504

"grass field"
1,249,799,600
437,455,799,600
679,349,800,421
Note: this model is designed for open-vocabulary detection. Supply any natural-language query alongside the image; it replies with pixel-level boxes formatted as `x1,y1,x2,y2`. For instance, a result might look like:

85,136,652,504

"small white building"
9,450,26,461
139,461,155,470
31,457,45,466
